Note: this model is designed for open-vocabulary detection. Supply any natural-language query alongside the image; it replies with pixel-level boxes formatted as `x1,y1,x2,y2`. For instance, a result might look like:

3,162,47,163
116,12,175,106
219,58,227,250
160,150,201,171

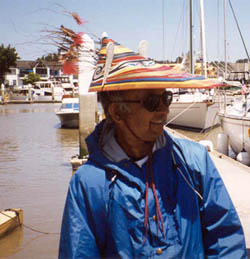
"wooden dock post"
28,85,32,103
1,83,5,104
52,84,55,102
78,33,96,158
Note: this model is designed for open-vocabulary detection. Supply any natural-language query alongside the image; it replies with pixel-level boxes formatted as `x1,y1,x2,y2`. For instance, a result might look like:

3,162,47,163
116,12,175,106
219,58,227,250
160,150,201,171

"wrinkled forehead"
120,89,166,99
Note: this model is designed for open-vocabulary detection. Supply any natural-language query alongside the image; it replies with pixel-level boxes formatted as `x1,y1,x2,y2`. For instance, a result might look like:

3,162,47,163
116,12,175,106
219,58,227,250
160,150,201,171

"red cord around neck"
143,152,165,244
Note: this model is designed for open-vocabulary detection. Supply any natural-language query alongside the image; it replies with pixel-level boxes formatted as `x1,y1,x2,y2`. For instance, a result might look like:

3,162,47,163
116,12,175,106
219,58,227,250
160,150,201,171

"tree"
236,58,248,63
36,53,59,62
0,44,19,84
23,72,40,85
175,56,183,63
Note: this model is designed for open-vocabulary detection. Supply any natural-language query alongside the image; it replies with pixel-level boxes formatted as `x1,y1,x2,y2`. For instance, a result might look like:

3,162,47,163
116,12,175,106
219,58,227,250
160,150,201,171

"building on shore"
4,59,250,88
4,60,78,87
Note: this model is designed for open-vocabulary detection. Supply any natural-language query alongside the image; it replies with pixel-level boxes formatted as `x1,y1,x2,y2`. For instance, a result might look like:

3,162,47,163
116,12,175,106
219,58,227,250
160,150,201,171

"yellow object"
0,208,23,237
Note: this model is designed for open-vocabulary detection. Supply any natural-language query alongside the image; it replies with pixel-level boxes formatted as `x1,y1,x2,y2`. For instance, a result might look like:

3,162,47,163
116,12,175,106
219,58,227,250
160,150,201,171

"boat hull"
34,95,62,102
167,101,219,131
0,209,23,238
56,112,79,128
219,113,250,155
8,93,30,101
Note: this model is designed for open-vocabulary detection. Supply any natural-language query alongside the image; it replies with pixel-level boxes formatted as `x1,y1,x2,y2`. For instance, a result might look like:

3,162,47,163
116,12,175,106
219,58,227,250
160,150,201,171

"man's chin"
145,130,164,143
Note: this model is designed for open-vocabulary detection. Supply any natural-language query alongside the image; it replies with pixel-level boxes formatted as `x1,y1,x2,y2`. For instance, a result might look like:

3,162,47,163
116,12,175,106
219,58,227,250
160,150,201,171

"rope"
149,153,165,239
143,168,149,244
22,224,60,235
228,0,250,62
171,151,203,200
166,100,197,126
143,152,165,245
0,211,59,235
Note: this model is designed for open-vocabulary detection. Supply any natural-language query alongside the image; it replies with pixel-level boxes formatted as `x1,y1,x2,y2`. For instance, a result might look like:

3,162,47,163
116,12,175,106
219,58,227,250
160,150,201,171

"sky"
0,0,250,63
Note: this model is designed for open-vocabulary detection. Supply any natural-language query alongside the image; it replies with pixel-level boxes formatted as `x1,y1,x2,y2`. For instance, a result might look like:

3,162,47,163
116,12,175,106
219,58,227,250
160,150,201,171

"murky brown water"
0,103,79,259
0,103,223,258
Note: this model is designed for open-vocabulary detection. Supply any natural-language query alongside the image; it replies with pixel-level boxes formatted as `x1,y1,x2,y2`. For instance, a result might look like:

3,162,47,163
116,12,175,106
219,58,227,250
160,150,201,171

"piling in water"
78,93,97,157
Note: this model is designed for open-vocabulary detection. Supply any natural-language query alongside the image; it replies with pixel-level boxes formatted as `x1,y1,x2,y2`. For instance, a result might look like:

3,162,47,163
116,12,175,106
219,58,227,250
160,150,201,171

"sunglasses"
113,90,173,112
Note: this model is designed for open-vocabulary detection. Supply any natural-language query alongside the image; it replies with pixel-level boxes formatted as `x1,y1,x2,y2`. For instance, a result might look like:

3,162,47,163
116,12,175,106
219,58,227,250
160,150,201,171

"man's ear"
108,103,123,123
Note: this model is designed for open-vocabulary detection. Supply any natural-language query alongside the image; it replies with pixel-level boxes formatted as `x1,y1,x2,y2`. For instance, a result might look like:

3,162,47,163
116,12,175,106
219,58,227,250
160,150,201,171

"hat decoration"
89,37,223,92
42,10,90,75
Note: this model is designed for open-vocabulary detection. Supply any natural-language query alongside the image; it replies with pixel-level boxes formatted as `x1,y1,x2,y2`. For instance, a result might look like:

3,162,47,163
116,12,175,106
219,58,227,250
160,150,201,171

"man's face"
120,89,170,142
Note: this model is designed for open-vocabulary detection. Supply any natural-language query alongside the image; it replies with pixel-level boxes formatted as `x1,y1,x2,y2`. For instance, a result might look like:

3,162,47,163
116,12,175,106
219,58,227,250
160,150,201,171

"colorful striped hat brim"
89,37,223,92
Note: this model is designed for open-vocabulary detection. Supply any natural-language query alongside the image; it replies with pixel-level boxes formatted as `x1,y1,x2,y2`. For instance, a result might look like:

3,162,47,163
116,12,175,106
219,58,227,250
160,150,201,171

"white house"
5,60,77,87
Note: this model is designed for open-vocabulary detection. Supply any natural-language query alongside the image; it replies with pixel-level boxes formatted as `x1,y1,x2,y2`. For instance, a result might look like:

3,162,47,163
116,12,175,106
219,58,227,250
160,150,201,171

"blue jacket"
59,122,247,258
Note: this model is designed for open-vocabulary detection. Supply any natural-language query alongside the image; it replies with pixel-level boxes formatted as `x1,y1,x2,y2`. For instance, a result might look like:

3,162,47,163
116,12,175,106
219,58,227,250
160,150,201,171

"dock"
71,127,250,250
70,127,250,250
0,100,61,105
167,127,250,249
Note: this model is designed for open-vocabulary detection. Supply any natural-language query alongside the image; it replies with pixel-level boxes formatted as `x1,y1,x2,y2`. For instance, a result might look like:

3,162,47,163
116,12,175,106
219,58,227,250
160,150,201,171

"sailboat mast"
200,0,207,78
162,0,166,60
190,0,194,75
224,0,227,79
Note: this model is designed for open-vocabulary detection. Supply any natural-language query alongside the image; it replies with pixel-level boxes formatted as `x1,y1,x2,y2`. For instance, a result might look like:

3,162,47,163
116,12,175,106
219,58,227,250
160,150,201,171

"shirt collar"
102,128,166,167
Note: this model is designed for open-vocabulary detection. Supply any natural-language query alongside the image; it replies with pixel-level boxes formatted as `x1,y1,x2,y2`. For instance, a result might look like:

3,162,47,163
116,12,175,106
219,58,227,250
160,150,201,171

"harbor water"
0,103,79,258
0,103,233,258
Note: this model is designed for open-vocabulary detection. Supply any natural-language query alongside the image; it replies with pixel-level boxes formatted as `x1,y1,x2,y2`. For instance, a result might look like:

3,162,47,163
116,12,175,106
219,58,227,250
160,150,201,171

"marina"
0,103,249,258
1,0,250,256
0,103,78,258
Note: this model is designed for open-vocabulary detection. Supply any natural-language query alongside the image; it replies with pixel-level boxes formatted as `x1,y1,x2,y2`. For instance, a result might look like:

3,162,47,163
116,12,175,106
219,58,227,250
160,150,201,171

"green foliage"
0,44,19,84
236,58,249,63
23,72,40,85
175,56,183,63
36,53,59,62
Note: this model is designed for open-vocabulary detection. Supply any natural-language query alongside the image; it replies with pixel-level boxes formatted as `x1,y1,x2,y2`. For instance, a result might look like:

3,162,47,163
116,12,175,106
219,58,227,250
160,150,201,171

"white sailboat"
166,0,220,131
168,91,220,131
219,96,250,156
218,0,250,162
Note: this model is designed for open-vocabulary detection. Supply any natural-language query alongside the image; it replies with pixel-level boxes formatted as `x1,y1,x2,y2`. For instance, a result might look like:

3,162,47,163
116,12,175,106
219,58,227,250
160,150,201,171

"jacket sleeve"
199,149,247,259
58,166,107,259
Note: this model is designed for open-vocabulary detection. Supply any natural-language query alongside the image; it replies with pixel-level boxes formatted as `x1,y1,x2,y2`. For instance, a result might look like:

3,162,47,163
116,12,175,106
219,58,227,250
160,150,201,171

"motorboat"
33,81,64,102
56,97,79,128
0,209,23,238
218,95,250,156
8,87,35,102
53,76,78,96
167,90,220,131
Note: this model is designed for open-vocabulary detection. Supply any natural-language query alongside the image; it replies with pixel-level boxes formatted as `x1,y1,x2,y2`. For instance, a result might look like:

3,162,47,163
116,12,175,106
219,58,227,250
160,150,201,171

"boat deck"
0,209,23,238
166,127,250,248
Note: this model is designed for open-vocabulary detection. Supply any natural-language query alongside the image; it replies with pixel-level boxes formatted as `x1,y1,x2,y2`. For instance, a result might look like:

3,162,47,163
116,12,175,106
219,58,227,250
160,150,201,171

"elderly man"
59,37,247,258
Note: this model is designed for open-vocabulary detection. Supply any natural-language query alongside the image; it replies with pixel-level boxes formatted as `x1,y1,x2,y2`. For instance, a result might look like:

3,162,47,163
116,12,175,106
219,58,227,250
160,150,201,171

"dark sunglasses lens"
143,95,160,112
142,91,173,112
162,91,173,106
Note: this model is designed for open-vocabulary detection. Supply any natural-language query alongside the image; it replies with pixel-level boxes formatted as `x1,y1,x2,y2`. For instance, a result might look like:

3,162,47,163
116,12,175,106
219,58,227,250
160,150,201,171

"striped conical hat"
89,37,222,92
